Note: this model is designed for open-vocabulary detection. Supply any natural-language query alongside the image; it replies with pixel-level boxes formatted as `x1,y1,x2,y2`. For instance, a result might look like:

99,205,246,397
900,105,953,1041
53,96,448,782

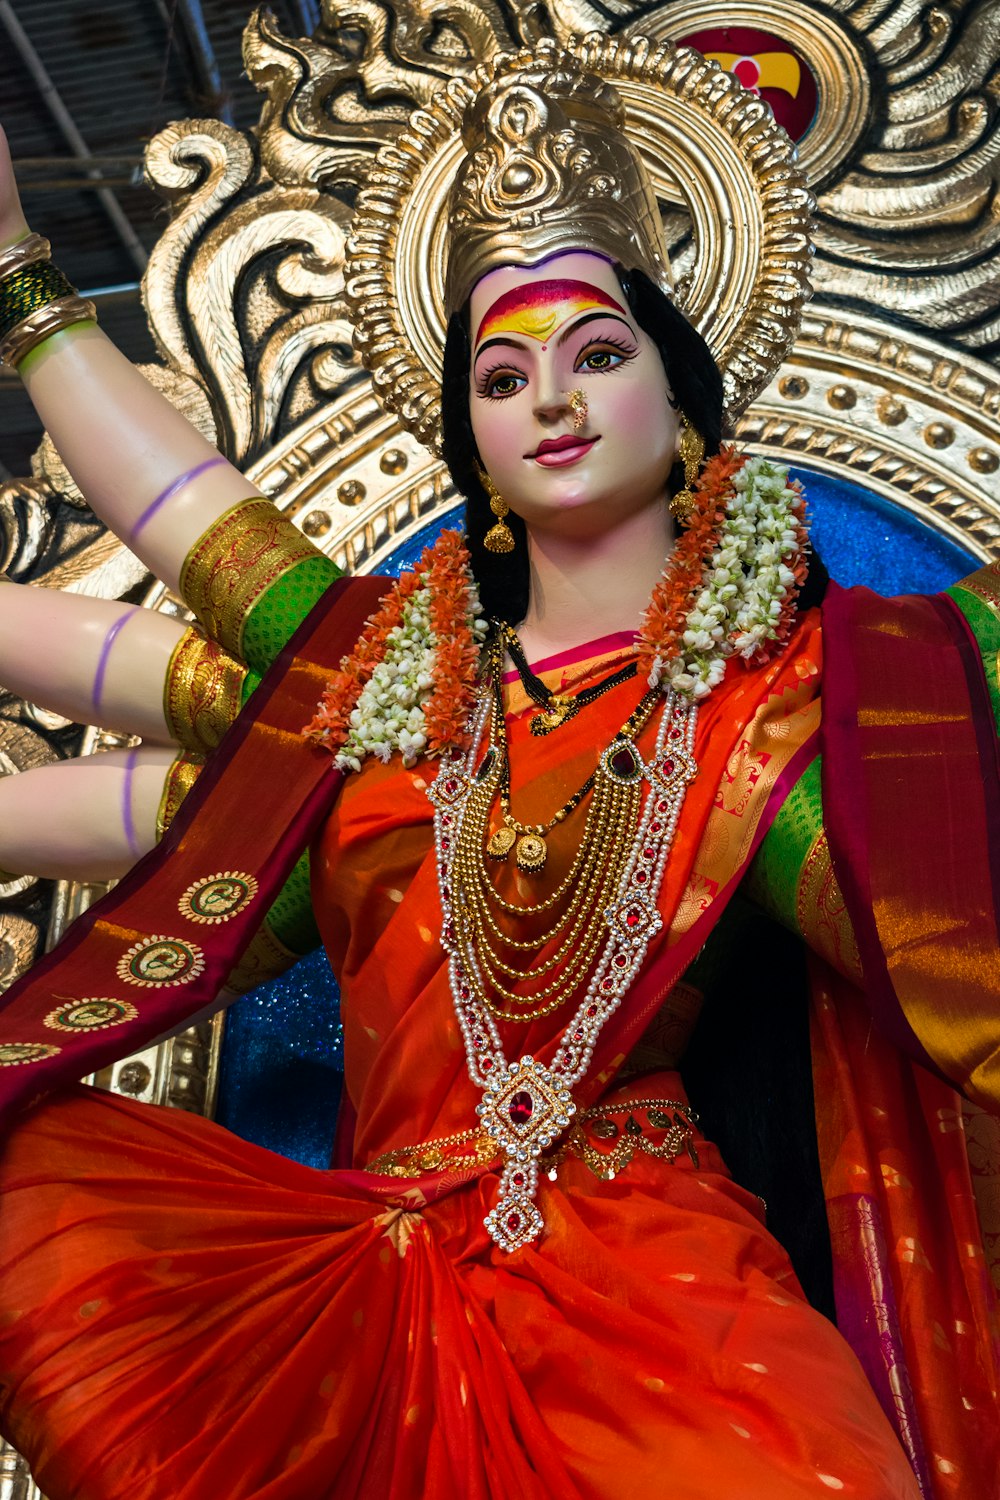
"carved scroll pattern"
3,3,1000,1485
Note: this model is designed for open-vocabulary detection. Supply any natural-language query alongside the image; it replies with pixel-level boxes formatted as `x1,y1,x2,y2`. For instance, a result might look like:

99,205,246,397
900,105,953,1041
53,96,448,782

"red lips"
528,434,588,458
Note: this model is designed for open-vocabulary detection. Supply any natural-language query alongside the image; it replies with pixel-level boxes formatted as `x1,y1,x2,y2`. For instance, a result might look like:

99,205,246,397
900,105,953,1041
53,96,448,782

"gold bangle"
179,497,317,660
0,232,51,278
163,627,247,756
0,294,98,370
155,752,204,843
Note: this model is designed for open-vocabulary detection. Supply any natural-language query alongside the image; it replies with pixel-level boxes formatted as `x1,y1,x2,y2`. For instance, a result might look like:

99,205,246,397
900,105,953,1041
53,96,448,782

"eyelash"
474,336,639,400
475,363,524,400
575,337,637,373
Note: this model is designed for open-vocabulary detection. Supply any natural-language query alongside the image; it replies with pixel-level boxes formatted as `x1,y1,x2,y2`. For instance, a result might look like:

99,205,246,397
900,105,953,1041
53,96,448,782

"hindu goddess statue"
0,36,996,1500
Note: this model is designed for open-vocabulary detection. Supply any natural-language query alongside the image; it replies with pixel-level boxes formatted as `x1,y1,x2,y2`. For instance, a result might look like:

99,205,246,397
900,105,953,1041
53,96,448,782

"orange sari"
0,619,922,1500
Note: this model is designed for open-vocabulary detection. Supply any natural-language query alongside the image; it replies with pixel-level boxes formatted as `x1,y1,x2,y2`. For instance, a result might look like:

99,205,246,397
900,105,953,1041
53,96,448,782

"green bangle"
0,262,77,340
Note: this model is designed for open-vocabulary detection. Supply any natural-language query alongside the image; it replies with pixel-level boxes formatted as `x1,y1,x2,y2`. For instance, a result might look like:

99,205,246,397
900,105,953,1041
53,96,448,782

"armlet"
180,498,344,676
947,560,1000,731
743,756,861,983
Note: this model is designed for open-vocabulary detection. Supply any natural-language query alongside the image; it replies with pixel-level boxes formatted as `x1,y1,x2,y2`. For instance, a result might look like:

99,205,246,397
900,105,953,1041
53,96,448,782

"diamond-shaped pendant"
478,1056,576,1249
485,1162,546,1251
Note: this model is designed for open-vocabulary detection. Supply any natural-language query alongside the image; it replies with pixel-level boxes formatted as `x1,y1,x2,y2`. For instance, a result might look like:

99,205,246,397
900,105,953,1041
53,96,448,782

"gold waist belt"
365,1097,699,1184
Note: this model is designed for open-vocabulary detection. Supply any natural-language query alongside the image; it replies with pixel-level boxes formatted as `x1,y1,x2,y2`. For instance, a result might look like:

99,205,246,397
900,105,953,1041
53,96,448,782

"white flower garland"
334,455,805,763
653,456,807,701
334,583,488,773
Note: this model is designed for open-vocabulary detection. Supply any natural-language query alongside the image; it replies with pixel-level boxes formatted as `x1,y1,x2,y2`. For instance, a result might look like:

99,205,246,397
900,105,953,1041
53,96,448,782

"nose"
532,369,574,425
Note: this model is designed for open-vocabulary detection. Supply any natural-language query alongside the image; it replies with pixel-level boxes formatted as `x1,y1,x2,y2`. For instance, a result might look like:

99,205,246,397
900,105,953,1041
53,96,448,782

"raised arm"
0,125,258,592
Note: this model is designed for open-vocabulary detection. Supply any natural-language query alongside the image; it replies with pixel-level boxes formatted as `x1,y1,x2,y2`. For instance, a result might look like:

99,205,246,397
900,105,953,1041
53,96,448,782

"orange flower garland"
637,447,745,687
305,452,808,767
303,530,485,767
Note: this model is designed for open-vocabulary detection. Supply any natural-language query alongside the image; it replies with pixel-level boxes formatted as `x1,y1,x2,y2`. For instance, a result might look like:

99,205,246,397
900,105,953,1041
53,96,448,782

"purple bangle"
121,747,141,859
92,607,140,715
130,456,228,542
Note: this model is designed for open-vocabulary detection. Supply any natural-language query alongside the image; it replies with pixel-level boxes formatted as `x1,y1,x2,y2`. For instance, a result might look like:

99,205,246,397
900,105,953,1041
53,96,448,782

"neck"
517,503,674,663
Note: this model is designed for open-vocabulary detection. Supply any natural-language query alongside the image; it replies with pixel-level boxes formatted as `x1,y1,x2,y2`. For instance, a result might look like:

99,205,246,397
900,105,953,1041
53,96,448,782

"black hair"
440,266,727,624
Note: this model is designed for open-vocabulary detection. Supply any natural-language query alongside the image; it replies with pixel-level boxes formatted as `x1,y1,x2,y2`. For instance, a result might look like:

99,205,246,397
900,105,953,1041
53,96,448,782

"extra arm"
0,126,259,593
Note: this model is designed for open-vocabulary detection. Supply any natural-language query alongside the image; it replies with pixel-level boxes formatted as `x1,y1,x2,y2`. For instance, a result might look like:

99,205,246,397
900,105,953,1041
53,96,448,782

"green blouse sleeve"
946,560,1000,732
742,756,862,983
746,560,1000,981
179,497,345,678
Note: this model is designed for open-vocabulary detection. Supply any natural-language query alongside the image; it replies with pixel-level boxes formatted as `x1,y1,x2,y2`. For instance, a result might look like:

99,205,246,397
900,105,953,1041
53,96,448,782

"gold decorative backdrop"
1,2,999,1492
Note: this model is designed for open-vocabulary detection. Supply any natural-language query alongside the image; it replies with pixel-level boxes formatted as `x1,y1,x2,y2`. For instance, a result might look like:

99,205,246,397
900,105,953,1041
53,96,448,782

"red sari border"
820,581,1000,1103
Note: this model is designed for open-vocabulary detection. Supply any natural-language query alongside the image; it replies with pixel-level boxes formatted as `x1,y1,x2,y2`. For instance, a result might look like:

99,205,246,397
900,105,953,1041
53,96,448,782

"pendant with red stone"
602,738,642,784
476,1054,576,1251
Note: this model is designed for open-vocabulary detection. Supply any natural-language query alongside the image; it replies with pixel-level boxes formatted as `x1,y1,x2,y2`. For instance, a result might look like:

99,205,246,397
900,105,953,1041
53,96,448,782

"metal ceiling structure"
0,0,318,477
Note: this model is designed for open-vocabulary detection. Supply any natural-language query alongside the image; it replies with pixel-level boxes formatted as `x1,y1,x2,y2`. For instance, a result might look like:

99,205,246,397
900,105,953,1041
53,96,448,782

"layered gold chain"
451,671,657,1023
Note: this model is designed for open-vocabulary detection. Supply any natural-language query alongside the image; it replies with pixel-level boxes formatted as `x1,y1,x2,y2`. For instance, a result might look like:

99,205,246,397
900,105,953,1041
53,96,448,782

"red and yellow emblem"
682,26,818,143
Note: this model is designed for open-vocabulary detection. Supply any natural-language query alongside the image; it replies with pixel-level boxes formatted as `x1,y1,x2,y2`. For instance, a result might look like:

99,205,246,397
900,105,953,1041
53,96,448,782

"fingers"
0,744,178,882
0,582,184,742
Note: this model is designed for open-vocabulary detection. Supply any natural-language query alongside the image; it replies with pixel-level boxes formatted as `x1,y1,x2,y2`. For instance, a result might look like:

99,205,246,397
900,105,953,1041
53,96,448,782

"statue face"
468,252,680,538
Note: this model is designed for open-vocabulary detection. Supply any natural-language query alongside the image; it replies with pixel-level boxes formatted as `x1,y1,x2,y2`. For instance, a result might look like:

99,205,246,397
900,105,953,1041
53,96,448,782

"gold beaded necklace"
428,678,700,1252
452,651,661,1024
485,630,657,875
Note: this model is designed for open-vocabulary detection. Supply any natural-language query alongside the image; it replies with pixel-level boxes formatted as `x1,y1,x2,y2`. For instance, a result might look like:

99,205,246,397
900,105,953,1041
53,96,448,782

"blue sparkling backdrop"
215,465,979,1166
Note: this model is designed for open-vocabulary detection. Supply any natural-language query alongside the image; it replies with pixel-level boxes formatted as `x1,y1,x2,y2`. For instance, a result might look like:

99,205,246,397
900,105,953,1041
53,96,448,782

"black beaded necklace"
494,620,639,736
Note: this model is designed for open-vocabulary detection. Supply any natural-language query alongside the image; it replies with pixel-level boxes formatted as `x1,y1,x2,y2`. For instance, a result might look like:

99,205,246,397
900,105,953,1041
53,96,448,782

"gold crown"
347,36,814,452
444,61,671,314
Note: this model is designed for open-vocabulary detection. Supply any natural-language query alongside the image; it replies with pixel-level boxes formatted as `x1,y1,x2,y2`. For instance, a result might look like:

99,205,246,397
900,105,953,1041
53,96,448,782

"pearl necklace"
428,679,698,1252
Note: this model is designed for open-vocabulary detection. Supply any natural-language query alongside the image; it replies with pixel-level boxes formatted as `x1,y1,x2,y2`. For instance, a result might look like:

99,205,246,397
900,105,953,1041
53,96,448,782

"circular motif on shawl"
179,871,259,924
44,998,139,1033
0,1041,61,1065
117,936,206,988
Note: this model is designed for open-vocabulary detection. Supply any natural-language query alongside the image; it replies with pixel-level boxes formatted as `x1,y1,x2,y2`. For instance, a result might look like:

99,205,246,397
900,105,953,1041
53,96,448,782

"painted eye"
487,372,525,397
575,340,634,373
477,367,527,399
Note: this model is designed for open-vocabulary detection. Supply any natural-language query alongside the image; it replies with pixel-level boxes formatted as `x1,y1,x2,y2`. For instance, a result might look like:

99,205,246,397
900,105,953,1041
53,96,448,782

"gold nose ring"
567,389,588,433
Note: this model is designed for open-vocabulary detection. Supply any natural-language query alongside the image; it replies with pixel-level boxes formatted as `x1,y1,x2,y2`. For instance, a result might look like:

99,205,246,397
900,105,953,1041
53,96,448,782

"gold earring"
476,463,515,553
669,418,705,521
567,389,588,433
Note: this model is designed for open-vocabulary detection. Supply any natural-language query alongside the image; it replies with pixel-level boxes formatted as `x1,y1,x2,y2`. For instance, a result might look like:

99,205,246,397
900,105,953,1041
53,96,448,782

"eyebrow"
473,309,634,361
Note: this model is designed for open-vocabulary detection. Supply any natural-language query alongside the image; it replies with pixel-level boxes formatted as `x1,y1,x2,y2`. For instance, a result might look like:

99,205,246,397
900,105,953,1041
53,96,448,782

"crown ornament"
346,35,814,453
444,62,671,314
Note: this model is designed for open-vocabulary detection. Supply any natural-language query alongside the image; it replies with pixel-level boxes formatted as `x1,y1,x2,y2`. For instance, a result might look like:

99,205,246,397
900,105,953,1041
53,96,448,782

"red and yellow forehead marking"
474,279,624,348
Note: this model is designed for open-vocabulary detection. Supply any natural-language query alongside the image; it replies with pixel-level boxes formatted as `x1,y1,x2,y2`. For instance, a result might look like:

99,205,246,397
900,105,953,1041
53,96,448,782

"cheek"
470,396,523,472
600,375,677,467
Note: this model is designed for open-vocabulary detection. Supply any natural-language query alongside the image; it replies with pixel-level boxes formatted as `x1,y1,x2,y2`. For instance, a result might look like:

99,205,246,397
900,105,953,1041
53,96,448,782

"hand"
0,124,31,249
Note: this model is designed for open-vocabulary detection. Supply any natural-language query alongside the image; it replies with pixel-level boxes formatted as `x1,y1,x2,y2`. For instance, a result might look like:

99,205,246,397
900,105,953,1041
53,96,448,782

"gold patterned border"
179,498,318,659
163,627,247,755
